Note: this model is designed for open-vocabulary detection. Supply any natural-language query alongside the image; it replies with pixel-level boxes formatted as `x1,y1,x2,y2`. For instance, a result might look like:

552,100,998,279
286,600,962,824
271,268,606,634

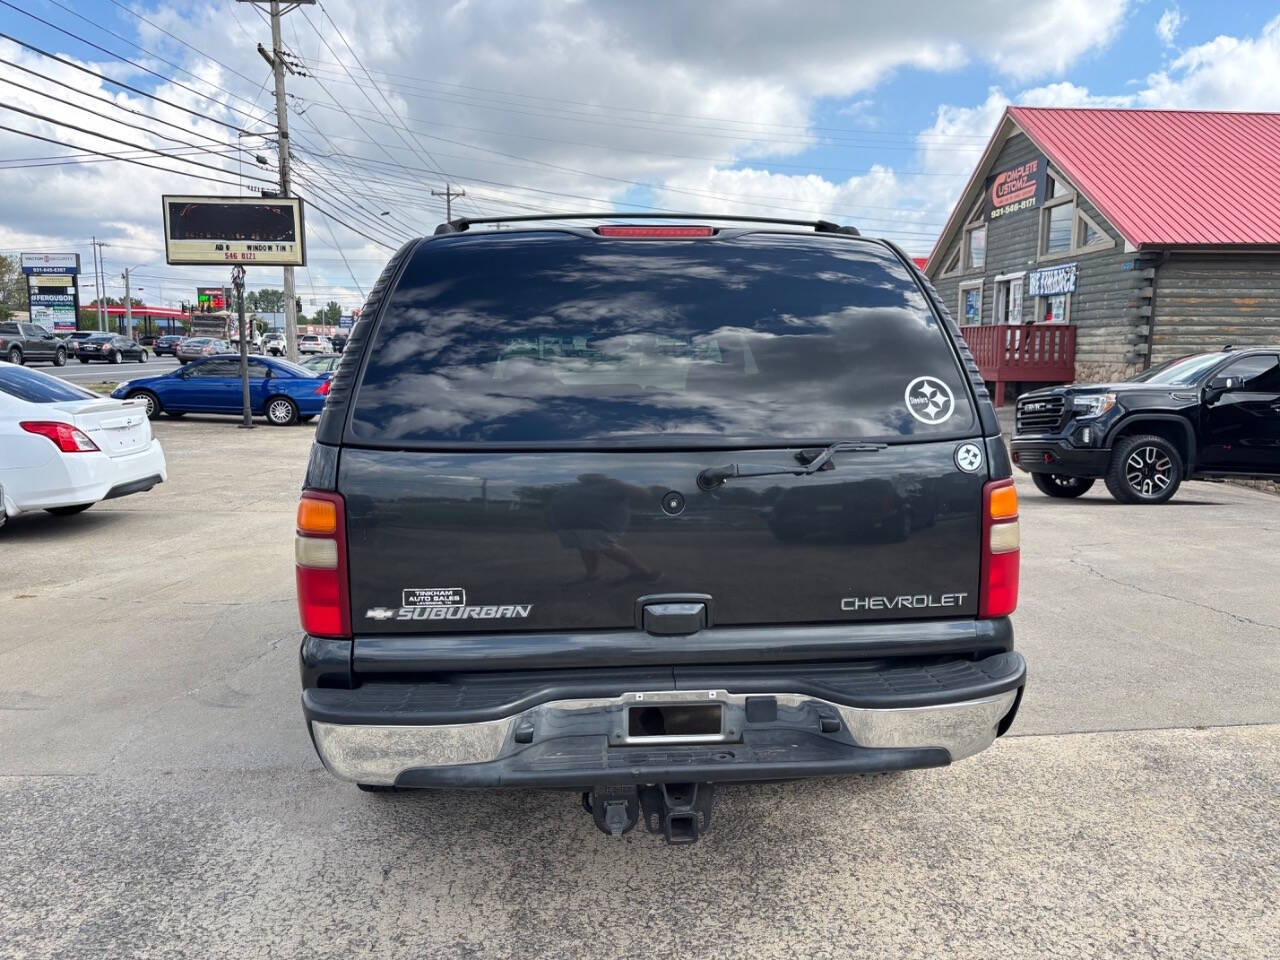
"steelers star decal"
904,376,956,425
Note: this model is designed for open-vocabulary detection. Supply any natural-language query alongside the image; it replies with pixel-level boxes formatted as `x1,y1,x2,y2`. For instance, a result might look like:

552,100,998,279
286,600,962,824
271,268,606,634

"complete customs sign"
162,195,306,266
984,156,1048,221
21,252,80,332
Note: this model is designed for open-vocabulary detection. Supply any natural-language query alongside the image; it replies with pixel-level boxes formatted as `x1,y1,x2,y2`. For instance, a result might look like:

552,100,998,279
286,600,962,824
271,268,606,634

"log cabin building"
927,107,1280,404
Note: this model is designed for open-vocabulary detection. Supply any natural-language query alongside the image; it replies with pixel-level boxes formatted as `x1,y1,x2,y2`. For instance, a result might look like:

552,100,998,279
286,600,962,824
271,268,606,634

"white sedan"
0,361,167,525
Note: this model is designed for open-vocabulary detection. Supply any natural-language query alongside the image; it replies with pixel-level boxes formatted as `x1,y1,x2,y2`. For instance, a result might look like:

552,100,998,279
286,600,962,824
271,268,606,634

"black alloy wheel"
1031,473,1095,498
1105,434,1183,504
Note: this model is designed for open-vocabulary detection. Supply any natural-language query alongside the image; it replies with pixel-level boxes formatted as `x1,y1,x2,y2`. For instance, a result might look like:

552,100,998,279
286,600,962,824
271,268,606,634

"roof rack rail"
432,212,859,236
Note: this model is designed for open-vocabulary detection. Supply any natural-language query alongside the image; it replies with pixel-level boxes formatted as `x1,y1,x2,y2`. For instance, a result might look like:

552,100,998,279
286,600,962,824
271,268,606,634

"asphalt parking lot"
2,419,1277,959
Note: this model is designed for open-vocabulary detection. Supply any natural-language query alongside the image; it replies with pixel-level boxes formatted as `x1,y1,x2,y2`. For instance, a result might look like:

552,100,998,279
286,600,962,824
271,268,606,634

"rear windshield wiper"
696,440,887,490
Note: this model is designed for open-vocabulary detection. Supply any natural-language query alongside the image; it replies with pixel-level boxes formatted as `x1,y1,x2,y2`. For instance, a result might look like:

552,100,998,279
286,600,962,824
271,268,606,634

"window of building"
1039,170,1116,260
958,197,986,273
958,280,983,325
1075,209,1112,251
1044,203,1073,254
965,224,986,270
1037,292,1070,324
941,246,961,277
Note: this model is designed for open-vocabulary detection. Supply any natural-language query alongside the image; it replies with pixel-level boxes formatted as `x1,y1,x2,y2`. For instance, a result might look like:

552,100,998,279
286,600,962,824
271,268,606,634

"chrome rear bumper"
311,688,1019,787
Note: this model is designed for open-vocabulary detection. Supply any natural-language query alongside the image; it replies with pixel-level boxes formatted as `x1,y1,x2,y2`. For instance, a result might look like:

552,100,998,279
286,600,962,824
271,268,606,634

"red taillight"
314,379,331,395
595,225,715,238
20,421,99,453
295,490,351,637
979,478,1020,618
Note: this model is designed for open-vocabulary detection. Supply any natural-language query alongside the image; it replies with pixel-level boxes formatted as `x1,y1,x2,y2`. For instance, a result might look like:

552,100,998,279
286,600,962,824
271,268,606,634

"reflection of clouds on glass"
349,235,974,444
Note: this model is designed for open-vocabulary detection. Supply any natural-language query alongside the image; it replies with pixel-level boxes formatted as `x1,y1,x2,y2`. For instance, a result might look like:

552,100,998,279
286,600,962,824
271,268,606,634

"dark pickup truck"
1012,347,1280,503
0,322,67,367
296,215,1025,843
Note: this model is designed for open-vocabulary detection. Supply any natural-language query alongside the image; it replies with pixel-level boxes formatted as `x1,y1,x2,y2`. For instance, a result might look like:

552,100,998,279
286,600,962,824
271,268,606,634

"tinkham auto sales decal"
366,586,532,621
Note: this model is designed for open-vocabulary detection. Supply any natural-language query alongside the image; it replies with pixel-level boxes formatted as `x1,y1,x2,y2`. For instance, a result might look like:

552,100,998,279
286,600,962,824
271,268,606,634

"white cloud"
1141,13,1280,109
0,0,1134,292
1156,7,1185,47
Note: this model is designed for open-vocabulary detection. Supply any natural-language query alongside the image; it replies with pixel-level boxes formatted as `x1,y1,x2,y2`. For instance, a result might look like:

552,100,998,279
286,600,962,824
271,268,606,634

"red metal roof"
1008,107,1280,246
911,256,929,270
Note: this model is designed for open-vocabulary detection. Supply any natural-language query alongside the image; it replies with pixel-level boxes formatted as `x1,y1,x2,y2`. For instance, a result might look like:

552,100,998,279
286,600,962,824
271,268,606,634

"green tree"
321,300,342,325
0,254,30,320
246,288,284,313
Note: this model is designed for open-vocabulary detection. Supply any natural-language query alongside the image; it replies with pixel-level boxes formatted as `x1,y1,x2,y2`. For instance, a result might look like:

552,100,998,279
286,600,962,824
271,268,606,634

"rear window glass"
348,233,975,446
0,365,97,403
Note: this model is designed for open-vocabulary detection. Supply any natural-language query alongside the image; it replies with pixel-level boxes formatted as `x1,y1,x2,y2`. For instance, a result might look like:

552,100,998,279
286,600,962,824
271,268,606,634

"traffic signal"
295,297,303,316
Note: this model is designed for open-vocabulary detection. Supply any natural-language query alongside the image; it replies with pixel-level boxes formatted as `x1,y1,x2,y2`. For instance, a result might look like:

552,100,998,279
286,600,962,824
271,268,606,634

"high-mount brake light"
979,478,1020,618
295,490,351,638
595,225,715,238
20,421,99,453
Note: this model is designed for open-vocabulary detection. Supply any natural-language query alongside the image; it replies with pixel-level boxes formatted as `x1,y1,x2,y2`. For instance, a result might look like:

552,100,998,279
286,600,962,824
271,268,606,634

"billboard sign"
21,252,80,275
197,286,229,312
22,252,80,332
984,156,1048,221
162,195,306,266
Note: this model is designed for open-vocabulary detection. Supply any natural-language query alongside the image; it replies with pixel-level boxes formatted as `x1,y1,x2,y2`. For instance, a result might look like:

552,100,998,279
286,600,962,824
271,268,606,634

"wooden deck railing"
958,324,1076,405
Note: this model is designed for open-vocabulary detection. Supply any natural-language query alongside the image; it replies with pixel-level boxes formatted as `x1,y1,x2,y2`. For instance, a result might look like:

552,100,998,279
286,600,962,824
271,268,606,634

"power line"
0,123,258,189
294,54,992,144
294,59,987,154
0,33,254,135
317,212,365,298
0,101,276,185
287,102,951,225
0,73,271,176
300,2,478,217
0,1,271,130
35,0,277,128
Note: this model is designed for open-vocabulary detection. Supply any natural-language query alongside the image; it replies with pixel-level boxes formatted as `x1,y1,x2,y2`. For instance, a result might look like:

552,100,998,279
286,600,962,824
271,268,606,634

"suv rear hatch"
330,231,988,634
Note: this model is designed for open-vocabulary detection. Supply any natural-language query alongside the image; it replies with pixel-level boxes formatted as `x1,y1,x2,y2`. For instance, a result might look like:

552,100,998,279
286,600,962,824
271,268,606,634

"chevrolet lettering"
841,592,969,612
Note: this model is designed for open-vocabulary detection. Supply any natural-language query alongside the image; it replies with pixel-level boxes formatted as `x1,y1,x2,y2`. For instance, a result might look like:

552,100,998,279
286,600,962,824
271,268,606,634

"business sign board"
984,156,1048,221
22,252,81,332
162,195,306,266
1029,263,1078,297
197,287,229,312
21,252,80,274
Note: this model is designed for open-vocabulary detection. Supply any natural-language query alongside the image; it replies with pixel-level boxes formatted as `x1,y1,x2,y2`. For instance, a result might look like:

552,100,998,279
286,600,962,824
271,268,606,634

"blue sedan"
111,354,331,426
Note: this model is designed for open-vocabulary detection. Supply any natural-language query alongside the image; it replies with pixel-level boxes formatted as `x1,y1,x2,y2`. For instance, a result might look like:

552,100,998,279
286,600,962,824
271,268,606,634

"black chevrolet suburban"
1011,347,1280,504
297,215,1025,843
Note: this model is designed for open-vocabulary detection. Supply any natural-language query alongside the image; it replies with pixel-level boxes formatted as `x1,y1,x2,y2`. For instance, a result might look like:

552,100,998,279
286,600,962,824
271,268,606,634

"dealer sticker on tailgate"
402,587,465,607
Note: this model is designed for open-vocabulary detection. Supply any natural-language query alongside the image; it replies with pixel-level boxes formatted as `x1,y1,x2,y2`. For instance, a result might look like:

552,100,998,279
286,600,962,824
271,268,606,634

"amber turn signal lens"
297,497,338,534
989,485,1019,519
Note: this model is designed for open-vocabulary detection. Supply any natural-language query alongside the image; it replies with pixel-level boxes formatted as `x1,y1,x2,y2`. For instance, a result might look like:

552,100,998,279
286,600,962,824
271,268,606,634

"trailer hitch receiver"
585,782,716,844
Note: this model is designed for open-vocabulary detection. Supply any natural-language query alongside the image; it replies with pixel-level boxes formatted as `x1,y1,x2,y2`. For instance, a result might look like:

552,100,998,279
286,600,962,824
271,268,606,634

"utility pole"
232,265,252,429
432,183,466,222
122,268,132,339
241,0,313,363
90,237,109,331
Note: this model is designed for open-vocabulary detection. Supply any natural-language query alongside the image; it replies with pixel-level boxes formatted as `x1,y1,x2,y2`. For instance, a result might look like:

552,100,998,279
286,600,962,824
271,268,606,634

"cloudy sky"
1,0,1278,312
